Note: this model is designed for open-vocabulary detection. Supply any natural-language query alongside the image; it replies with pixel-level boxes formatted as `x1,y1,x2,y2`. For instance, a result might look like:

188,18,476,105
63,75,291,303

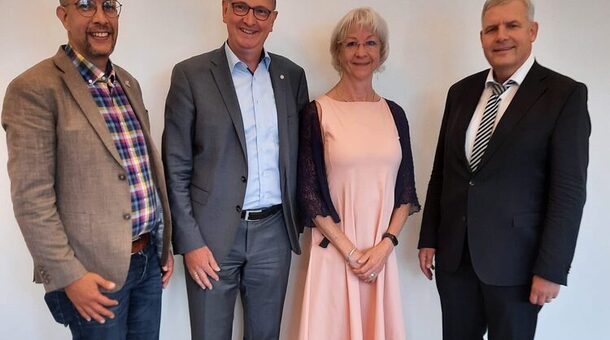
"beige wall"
1,1,608,338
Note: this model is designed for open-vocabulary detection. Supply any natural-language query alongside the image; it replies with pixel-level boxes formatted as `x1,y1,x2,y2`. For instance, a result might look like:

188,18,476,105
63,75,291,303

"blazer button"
235,205,242,213
469,180,475,186
241,176,247,183
123,213,131,220
461,216,466,222
118,174,126,180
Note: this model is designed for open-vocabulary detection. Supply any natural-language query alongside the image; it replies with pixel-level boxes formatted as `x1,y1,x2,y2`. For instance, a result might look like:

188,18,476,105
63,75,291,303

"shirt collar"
485,53,535,87
64,44,116,87
224,42,271,73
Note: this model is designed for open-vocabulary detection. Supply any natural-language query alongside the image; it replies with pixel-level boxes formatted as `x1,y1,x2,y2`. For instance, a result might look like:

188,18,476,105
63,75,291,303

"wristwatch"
382,232,398,246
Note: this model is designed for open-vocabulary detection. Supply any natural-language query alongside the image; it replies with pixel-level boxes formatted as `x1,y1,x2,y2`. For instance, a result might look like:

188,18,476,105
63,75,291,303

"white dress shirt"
465,54,536,162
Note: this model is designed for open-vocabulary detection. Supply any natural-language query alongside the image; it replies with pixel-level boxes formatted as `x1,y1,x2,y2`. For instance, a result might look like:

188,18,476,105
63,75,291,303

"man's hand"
64,273,118,324
161,254,174,288
530,275,560,306
418,248,436,280
352,239,394,283
184,246,221,290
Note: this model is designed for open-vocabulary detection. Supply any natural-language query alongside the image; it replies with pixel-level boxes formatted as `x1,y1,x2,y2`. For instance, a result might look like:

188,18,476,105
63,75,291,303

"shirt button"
241,176,247,183
235,205,242,213
469,180,475,186
118,174,126,180
123,213,131,220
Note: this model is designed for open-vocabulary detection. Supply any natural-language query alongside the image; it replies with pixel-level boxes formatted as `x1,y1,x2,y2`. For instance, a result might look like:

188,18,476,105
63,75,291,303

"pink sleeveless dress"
298,95,406,340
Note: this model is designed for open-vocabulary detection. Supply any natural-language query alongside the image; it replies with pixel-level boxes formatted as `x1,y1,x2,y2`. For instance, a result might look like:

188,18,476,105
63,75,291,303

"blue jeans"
44,243,163,340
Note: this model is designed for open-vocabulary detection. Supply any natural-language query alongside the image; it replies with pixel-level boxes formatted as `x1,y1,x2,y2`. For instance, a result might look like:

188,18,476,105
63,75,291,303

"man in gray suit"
3,0,173,339
162,0,308,339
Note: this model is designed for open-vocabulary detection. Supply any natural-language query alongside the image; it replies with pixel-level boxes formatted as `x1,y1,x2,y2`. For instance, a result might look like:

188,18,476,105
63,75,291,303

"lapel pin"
280,74,285,80
125,80,131,88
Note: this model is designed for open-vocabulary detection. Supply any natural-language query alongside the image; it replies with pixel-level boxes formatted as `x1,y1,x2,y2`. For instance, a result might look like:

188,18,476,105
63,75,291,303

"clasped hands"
347,238,394,283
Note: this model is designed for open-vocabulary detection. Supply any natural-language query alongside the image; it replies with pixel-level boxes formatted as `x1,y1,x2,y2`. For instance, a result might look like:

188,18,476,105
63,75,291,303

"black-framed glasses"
64,0,123,18
229,1,273,21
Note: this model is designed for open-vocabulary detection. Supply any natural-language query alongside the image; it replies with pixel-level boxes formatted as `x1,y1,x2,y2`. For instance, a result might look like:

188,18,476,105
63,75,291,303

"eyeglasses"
229,1,273,21
64,0,123,18
342,39,380,51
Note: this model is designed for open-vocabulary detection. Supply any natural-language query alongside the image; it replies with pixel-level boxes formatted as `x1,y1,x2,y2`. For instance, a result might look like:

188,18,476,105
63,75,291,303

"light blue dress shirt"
225,43,282,210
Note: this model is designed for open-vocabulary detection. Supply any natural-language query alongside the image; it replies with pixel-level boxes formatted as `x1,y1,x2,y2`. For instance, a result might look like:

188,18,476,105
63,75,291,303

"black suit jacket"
418,62,590,286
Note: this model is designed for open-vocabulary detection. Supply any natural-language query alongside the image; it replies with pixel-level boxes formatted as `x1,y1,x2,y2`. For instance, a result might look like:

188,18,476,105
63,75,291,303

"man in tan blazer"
2,1,172,338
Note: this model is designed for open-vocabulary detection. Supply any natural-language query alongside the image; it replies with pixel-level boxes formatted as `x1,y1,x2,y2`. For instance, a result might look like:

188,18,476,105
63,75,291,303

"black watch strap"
382,232,398,246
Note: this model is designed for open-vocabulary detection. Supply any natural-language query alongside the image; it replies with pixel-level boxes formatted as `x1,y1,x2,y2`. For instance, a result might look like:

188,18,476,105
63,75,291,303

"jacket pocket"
190,184,210,206
512,212,543,229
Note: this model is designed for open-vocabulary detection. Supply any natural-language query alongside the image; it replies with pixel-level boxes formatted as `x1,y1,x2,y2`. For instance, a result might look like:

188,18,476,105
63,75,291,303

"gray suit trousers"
185,210,291,340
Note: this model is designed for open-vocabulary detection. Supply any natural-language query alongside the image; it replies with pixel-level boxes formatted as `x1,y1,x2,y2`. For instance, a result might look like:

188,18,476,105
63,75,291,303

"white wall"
1,1,608,339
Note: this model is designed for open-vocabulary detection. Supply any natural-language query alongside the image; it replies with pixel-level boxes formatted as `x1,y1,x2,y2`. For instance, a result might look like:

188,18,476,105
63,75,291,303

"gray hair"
482,0,535,22
329,7,389,73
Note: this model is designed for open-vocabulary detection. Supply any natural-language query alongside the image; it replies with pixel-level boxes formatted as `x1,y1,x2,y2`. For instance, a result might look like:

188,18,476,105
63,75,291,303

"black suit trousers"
436,244,542,340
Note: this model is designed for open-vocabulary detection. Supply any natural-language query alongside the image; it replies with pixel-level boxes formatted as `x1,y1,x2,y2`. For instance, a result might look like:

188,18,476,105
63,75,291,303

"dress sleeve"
386,99,421,215
297,101,340,228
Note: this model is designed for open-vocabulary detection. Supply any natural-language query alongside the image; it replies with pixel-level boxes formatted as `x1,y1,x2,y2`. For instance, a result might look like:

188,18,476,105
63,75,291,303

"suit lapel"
115,67,162,169
210,47,248,158
268,56,289,179
115,68,150,137
475,62,547,171
454,73,487,168
54,50,123,166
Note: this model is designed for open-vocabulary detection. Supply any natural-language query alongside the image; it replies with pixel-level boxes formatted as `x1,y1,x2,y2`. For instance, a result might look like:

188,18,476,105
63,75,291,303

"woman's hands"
350,238,394,283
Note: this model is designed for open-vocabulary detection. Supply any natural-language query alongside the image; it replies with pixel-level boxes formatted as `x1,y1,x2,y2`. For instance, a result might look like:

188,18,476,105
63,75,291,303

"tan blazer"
2,47,172,292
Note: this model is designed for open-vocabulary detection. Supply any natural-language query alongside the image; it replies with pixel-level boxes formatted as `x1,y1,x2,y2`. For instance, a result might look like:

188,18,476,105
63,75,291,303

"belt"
241,204,282,221
131,233,150,254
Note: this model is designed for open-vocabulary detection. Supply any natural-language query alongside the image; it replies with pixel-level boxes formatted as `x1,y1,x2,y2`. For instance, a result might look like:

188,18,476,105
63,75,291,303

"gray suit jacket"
163,45,309,260
2,47,172,292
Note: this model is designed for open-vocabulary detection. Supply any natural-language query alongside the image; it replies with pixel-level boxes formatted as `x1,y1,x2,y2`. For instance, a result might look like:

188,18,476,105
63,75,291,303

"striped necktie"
470,80,516,171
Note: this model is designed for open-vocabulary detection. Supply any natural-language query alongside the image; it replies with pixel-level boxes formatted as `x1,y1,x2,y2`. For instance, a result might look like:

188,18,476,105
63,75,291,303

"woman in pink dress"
297,7,421,340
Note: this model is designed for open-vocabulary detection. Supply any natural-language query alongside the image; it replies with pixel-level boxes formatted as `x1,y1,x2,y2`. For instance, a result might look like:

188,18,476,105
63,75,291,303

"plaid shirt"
65,45,159,239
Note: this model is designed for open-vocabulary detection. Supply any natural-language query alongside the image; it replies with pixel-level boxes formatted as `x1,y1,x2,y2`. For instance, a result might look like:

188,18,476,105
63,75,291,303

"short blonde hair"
330,7,389,73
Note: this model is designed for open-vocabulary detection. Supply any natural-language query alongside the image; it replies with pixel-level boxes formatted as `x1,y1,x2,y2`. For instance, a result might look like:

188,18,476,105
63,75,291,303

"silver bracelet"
346,247,356,262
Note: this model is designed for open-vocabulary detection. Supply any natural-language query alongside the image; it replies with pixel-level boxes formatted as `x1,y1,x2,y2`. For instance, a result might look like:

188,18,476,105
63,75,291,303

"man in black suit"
418,0,590,339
